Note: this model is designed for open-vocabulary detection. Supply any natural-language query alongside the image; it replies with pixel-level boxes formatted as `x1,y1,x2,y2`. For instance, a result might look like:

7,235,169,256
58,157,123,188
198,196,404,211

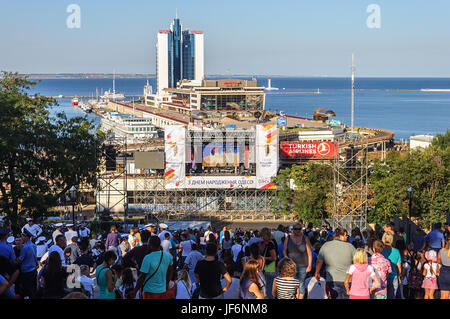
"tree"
0,72,105,231
273,162,333,226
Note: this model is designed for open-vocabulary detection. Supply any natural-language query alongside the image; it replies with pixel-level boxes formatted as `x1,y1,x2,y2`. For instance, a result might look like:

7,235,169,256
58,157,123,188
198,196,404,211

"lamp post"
70,186,77,226
407,187,414,245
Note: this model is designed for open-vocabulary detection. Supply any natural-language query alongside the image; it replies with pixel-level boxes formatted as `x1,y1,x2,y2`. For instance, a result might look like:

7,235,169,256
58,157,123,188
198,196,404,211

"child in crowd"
345,248,379,299
120,267,139,299
422,250,440,299
272,257,300,299
240,260,265,299
407,251,425,299
79,265,95,299
368,240,392,299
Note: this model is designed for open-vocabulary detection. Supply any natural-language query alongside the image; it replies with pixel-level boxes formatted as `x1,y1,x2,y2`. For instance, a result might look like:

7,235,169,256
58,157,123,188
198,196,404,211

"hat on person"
159,223,168,229
26,218,33,222
0,227,11,236
145,224,155,228
36,236,46,244
55,223,63,228
66,224,74,228
425,250,438,262
121,234,129,238
97,235,102,240
46,239,53,246
7,236,14,244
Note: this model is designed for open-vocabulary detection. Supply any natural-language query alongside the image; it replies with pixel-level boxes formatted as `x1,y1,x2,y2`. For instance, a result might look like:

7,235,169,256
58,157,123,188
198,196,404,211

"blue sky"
0,0,449,76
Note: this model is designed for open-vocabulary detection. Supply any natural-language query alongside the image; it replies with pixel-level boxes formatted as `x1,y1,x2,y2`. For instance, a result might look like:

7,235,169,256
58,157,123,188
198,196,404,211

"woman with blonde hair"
381,231,402,299
176,270,193,299
239,260,265,299
437,237,450,299
344,248,379,299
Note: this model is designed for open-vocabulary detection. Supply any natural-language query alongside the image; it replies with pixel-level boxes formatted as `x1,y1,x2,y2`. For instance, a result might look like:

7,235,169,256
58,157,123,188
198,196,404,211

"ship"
101,70,125,101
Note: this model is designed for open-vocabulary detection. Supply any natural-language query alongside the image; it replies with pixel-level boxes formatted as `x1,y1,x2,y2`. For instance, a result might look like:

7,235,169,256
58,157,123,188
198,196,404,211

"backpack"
407,261,424,289
191,282,200,299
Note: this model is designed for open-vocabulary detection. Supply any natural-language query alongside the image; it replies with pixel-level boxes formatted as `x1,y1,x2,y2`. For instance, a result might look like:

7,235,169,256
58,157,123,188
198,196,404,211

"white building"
410,135,434,150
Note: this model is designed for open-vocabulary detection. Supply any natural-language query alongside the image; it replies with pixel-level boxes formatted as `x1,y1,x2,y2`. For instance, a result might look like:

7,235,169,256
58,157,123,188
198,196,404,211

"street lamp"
407,187,414,245
70,186,77,226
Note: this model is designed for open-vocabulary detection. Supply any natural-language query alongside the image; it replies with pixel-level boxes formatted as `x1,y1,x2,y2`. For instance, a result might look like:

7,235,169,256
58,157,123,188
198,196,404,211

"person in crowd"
95,250,118,299
21,218,43,241
368,240,392,299
94,242,106,265
221,264,241,299
66,236,81,265
273,225,286,246
119,234,130,257
0,256,18,299
0,273,13,299
231,236,245,267
128,227,140,249
240,259,265,299
78,265,95,299
407,250,425,299
184,243,203,284
161,232,172,253
0,227,16,262
129,236,173,299
178,233,194,269
242,242,266,296
272,257,300,299
221,230,233,252
315,227,356,299
119,267,139,299
194,243,231,299
260,227,278,299
74,241,96,271
13,237,23,261
422,250,440,299
47,234,67,268
77,222,90,241
437,237,450,299
17,229,38,299
158,223,172,242
40,251,67,299
64,224,77,245
176,269,193,299
122,230,152,272
283,222,312,299
381,232,402,299
219,227,227,246
106,225,121,254
411,228,426,252
344,248,379,299
425,223,446,253
52,223,64,244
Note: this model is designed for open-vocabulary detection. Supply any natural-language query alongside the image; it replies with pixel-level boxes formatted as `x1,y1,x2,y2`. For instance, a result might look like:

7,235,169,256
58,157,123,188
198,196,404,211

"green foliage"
273,162,333,226
0,72,105,231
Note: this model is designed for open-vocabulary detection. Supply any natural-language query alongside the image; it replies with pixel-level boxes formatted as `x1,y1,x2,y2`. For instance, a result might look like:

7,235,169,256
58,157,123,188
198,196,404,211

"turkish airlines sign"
280,141,338,159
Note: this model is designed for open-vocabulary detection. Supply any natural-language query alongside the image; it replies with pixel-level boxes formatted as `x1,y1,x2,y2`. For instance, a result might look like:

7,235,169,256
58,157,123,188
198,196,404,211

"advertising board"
280,141,338,159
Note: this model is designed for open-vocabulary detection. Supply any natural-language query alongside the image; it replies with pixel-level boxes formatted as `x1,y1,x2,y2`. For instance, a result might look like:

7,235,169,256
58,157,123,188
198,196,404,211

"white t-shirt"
231,244,244,262
176,280,193,299
36,244,48,259
305,277,328,299
424,262,440,279
119,282,140,299
158,230,172,242
48,244,67,267
161,239,172,252
180,240,194,257
79,275,95,299
65,230,78,243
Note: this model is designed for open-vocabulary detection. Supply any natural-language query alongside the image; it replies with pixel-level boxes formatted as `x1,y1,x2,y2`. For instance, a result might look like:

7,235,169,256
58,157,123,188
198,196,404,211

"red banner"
280,141,338,159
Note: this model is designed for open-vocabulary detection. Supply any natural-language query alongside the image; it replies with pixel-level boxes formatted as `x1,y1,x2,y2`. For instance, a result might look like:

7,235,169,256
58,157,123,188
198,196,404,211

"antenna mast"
351,53,355,132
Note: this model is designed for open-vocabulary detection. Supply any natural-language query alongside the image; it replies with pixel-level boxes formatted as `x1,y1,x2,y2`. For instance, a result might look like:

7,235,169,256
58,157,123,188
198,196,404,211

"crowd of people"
0,217,449,300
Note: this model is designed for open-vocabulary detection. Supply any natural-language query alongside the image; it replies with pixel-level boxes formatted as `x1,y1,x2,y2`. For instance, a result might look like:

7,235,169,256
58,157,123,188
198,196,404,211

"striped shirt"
274,277,300,299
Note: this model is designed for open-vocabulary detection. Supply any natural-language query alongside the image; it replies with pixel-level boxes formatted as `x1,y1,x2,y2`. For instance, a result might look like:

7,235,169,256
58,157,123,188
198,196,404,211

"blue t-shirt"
140,250,173,293
19,241,37,273
425,230,445,249
381,248,401,279
412,235,425,251
0,242,16,261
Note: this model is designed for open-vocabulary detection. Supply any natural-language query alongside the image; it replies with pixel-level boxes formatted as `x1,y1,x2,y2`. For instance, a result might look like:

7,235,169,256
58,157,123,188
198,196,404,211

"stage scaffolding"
96,141,277,221
331,142,369,232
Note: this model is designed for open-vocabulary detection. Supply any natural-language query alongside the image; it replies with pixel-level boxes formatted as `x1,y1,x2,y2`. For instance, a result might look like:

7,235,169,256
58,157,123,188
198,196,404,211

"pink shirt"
369,253,392,296
347,264,375,297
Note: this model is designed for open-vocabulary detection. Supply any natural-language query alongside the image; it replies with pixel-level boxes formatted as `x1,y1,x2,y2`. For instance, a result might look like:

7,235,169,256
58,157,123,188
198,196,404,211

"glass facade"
200,94,264,110
168,18,182,88
182,31,195,80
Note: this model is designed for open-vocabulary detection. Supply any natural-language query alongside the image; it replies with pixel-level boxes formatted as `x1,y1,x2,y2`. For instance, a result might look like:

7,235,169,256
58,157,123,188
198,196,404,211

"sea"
27,77,450,141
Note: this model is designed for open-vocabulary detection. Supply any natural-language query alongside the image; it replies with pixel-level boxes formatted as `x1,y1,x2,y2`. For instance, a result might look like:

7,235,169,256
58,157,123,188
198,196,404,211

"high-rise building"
156,17,204,95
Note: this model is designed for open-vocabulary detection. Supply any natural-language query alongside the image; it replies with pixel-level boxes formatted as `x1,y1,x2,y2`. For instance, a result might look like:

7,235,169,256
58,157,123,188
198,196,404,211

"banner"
164,125,186,188
280,141,338,159
184,176,256,189
255,125,278,189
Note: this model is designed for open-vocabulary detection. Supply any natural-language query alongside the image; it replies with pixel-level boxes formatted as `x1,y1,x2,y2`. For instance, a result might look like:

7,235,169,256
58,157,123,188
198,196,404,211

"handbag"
262,242,276,273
